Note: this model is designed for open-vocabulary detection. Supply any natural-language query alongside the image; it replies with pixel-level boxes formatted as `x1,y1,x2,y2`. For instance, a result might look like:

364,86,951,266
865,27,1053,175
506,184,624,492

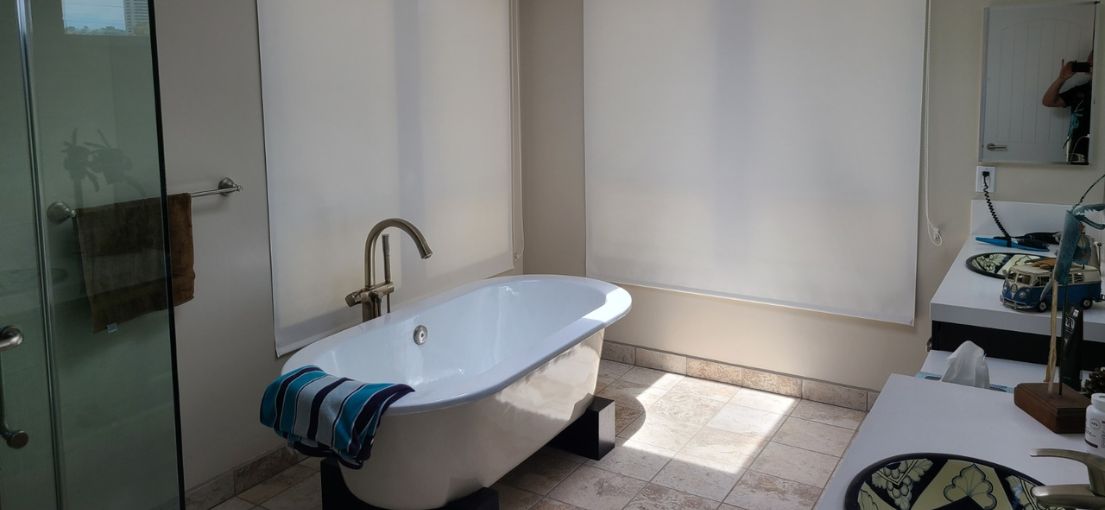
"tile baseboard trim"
602,340,879,412
185,444,304,510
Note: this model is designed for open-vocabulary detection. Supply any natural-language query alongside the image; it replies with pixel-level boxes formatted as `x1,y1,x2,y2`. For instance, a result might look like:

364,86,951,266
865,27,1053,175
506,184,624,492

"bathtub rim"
282,274,631,415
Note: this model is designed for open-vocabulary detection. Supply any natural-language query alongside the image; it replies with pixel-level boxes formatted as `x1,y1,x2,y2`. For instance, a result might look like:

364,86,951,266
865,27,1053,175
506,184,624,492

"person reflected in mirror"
1042,53,1092,165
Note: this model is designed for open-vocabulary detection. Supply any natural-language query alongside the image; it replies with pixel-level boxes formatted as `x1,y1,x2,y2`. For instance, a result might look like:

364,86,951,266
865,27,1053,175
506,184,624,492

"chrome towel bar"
47,177,241,224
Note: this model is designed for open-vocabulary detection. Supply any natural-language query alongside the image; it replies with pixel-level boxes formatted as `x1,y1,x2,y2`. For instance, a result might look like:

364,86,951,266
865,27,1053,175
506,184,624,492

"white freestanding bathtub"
283,275,632,509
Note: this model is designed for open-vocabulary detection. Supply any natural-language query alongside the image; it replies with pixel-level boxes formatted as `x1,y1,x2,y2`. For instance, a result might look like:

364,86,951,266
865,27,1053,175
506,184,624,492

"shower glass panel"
0,0,182,508
0,0,59,508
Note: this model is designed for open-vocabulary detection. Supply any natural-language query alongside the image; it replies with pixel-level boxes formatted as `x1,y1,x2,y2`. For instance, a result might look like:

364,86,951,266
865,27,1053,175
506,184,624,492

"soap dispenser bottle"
1086,393,1105,449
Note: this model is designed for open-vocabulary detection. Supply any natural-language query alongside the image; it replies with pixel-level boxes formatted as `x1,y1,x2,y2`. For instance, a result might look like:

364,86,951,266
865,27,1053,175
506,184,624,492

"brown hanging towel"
74,193,195,332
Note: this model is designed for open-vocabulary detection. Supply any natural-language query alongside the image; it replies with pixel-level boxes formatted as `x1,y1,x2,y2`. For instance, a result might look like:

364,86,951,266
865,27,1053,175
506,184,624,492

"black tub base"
549,396,616,460
321,459,499,510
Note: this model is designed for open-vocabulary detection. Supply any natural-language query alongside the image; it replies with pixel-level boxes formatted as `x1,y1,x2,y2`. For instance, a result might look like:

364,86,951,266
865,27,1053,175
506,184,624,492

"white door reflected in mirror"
980,1,1096,166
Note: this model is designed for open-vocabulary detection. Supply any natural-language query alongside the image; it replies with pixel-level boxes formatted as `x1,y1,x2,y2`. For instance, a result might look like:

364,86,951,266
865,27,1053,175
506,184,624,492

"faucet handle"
345,289,367,307
1032,448,1105,496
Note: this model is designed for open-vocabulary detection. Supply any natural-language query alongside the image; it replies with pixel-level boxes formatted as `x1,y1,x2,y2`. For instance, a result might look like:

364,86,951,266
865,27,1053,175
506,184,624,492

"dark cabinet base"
930,320,1105,370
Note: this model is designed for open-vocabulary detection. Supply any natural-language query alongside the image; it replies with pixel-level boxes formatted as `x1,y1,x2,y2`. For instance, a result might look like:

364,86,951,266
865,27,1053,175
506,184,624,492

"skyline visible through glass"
62,0,148,35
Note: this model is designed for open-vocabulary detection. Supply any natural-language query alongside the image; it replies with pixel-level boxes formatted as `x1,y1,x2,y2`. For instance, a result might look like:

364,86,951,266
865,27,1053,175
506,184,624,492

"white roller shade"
584,0,925,324
259,0,514,355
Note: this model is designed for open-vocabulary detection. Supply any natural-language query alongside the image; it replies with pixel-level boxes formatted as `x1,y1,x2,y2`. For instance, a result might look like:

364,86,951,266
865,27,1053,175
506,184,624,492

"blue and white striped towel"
259,365,413,469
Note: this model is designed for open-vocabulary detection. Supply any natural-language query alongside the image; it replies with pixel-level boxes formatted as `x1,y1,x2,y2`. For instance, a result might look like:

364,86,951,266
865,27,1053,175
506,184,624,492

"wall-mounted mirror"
980,1,1097,165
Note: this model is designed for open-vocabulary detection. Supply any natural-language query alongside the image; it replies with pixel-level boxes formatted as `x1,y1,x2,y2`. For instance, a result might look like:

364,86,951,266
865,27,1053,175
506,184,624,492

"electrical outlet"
976,166,996,193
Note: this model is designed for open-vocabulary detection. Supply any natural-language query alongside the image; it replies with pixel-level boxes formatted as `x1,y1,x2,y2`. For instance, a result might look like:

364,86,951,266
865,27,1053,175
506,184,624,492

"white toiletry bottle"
1087,393,1105,449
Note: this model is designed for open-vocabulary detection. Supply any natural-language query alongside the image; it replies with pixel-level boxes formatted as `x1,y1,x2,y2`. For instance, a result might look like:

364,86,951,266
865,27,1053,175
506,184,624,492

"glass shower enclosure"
0,0,182,508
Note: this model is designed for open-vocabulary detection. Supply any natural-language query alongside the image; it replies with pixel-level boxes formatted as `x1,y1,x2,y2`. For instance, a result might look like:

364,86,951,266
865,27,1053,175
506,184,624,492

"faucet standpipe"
345,219,432,322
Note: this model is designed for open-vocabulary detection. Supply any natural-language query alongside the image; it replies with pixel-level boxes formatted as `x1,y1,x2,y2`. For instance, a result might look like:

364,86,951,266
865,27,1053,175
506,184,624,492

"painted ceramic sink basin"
845,453,1053,510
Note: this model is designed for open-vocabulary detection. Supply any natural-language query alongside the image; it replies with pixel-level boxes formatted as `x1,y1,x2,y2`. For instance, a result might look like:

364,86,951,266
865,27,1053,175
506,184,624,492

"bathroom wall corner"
153,0,285,490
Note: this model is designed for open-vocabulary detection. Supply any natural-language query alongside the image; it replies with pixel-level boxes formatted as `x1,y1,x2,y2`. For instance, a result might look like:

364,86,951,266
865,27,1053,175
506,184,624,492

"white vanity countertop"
817,374,1089,509
930,199,1105,342
930,238,1105,343
920,350,1054,388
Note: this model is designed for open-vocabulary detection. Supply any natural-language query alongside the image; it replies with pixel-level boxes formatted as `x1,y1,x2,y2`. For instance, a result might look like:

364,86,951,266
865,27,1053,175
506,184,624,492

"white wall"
519,0,1105,391
153,0,284,488
154,0,524,488
519,0,586,277
149,0,1105,490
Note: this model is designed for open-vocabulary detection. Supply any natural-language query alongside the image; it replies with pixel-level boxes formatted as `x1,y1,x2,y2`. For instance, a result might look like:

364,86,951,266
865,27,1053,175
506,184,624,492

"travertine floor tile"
801,381,867,411
587,438,676,481
532,498,585,509
599,380,670,411
623,483,720,510
618,413,702,451
724,470,821,510
686,359,743,386
620,367,683,390
678,427,763,473
493,482,543,510
742,369,802,397
635,349,687,374
790,400,866,431
649,392,727,426
707,404,786,437
501,448,584,495
652,457,742,502
600,360,633,379
729,388,798,415
239,465,314,504
599,360,633,388
615,406,644,434
297,457,321,471
211,498,255,510
667,377,739,402
772,417,854,457
257,473,321,510
602,342,636,365
547,465,648,510
749,443,838,488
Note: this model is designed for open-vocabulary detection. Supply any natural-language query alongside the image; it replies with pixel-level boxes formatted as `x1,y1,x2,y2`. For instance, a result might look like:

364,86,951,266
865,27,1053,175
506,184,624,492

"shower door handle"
0,325,28,448
0,326,23,352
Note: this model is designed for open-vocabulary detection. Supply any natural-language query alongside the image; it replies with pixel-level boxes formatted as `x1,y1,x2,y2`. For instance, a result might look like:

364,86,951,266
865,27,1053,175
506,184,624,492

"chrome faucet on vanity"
1031,449,1105,509
345,218,433,321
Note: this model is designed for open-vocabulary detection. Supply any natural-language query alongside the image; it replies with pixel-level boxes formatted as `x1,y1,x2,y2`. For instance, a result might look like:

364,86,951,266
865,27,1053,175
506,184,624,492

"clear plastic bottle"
1086,393,1105,449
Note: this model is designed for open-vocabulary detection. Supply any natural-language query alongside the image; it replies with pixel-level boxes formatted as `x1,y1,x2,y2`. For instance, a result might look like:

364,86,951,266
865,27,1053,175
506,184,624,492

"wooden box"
1014,383,1089,434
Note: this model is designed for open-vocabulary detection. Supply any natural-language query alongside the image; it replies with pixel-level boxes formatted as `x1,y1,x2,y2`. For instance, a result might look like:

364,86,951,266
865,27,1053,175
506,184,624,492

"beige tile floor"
215,360,865,510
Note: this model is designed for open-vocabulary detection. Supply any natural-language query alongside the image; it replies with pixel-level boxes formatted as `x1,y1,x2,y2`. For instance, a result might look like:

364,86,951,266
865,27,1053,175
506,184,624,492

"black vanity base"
548,396,616,461
930,320,1105,369
320,459,499,510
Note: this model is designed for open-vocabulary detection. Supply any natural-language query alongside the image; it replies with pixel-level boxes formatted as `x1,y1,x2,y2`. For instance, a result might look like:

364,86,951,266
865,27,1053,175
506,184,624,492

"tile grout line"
508,361,864,509
643,377,763,507
627,363,857,504
542,459,584,507
607,366,722,507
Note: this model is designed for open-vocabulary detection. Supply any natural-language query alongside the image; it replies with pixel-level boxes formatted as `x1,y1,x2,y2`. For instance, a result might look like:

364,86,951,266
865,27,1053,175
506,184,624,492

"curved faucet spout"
351,218,433,322
365,218,433,272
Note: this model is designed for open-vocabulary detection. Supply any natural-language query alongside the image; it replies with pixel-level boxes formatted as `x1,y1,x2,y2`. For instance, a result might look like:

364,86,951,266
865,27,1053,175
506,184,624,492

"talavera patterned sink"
845,453,1057,510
